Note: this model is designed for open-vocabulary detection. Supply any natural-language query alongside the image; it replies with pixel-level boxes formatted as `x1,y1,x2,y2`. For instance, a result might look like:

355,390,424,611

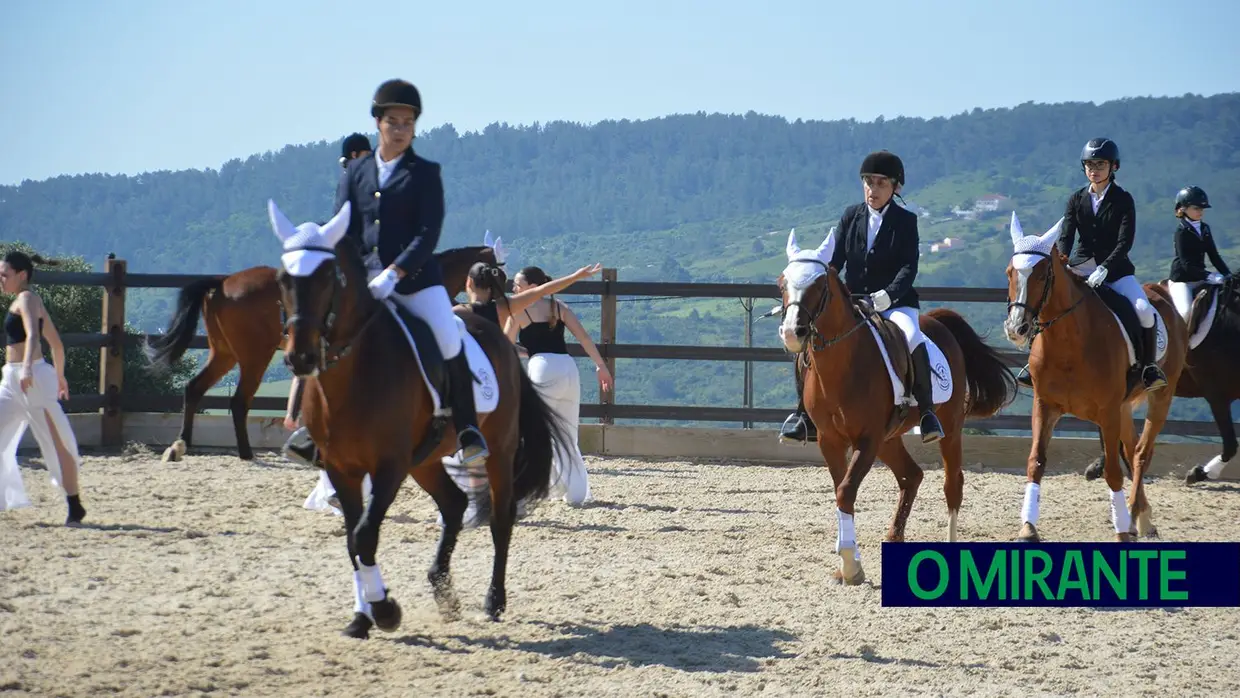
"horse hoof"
833,552,866,586
370,597,402,632
160,447,180,463
1185,466,1208,486
342,612,372,639
1115,532,1135,543
1083,458,1104,481
831,566,866,586
1015,522,1039,542
485,589,507,622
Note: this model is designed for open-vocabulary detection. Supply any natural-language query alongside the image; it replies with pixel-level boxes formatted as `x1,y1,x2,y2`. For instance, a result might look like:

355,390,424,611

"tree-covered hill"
3,92,1238,429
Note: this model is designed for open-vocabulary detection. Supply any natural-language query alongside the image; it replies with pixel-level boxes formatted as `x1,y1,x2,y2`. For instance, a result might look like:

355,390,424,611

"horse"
1080,272,1240,485
1003,212,1188,542
143,238,503,462
777,228,1018,585
265,200,569,638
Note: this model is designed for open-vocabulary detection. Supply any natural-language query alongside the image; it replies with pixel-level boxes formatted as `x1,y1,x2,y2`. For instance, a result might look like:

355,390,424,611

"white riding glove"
367,268,400,300
1207,272,1225,285
870,290,892,312
1086,265,1108,288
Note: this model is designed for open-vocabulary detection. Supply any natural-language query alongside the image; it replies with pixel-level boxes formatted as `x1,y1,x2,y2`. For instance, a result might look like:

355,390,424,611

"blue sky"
2,0,1237,185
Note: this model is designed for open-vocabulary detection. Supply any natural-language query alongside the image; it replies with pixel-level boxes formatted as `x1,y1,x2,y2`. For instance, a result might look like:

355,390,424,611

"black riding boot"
445,351,490,467
282,427,322,468
912,345,945,444
1015,363,1033,388
779,400,817,443
1140,326,1167,392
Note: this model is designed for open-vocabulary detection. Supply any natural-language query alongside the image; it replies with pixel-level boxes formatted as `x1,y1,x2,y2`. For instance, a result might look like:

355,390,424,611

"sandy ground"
3,445,1240,698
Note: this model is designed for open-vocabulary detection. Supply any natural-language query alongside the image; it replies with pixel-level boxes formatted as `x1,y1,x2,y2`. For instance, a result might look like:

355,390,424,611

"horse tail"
511,367,573,504
143,276,222,371
927,308,1018,418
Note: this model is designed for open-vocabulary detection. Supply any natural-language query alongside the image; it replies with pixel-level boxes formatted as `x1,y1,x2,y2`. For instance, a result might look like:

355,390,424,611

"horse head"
1004,211,1067,349
267,199,361,377
777,227,845,353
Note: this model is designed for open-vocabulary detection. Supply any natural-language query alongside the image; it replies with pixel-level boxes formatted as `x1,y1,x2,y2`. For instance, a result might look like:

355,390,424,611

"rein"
1007,250,1090,339
781,260,870,353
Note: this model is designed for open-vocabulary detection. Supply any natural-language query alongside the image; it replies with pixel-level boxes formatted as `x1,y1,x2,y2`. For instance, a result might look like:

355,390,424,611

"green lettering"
1023,550,1054,600
961,550,1005,600
1129,550,1158,601
1159,550,1188,601
1057,550,1091,601
908,551,949,600
1092,550,1126,600
1011,546,1020,599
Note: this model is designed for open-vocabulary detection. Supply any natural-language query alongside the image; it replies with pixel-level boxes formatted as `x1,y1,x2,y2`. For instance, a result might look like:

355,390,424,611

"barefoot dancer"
0,252,87,525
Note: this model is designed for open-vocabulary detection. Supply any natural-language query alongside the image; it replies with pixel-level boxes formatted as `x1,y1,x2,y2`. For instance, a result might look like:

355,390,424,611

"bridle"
1006,250,1087,339
282,244,384,373
780,259,869,353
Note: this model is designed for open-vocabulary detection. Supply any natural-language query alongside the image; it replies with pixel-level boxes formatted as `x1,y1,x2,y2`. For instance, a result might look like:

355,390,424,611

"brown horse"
1003,212,1187,542
143,242,500,461
266,200,569,638
1081,272,1240,484
777,229,1017,585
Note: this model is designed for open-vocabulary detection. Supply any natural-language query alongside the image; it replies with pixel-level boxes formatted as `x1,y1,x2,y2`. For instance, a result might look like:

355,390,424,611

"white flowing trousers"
527,352,590,505
0,360,82,511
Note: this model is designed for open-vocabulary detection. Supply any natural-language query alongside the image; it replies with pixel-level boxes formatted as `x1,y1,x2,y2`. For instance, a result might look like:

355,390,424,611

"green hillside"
5,92,1239,431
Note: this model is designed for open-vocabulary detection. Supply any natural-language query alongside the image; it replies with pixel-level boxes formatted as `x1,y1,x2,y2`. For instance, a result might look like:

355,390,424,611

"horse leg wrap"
352,570,374,619
1021,482,1040,526
1109,489,1132,534
835,509,860,561
1204,455,1228,480
358,563,386,603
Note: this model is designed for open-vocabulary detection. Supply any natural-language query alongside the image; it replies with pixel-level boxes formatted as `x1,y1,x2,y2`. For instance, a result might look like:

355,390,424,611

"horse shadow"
31,521,181,534
402,620,797,672
520,520,627,533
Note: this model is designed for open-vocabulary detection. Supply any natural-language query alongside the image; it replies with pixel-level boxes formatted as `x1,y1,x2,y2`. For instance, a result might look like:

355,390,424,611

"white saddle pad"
382,302,500,415
865,320,954,407
1105,304,1167,365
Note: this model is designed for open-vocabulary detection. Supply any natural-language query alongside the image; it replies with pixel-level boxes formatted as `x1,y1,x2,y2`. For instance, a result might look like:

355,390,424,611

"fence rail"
32,259,1217,446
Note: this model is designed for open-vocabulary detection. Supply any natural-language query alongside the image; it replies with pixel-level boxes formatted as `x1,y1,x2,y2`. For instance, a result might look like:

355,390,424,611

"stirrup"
455,425,489,466
919,412,945,443
1015,364,1033,388
282,427,319,467
779,412,813,443
1142,365,1168,391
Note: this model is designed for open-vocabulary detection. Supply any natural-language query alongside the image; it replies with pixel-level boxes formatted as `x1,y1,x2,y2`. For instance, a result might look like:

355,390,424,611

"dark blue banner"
881,542,1240,607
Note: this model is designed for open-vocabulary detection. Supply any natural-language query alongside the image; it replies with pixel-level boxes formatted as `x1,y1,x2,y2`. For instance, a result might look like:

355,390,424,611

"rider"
285,78,489,470
779,150,945,445
1167,185,1230,323
339,132,372,169
1014,138,1167,392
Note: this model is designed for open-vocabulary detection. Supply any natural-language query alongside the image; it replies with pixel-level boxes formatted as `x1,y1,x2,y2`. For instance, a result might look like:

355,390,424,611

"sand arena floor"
2,445,1240,697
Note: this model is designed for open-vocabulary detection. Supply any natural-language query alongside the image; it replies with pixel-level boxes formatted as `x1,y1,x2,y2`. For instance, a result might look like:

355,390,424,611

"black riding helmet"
1080,137,1120,170
339,132,372,167
371,79,422,118
859,150,905,187
1175,185,1211,210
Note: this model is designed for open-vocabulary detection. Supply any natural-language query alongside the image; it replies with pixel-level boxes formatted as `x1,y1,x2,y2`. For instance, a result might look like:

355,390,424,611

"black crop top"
518,301,569,356
4,310,28,345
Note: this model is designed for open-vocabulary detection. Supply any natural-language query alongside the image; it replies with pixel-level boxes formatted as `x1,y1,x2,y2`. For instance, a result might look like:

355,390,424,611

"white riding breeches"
366,268,462,359
1105,275,1156,329
1066,262,1155,329
881,306,926,352
1168,280,1202,322
527,352,591,505
0,359,82,511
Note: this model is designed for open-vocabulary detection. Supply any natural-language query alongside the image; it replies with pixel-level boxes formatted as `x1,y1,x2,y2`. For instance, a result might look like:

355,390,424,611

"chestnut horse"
266,200,569,638
1003,212,1187,543
778,229,1017,585
143,242,500,461
1081,272,1240,485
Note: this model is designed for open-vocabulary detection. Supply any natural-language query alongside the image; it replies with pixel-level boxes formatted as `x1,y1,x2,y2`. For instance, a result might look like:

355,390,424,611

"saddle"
1092,284,1145,366
1188,285,1219,339
852,298,915,404
388,302,450,404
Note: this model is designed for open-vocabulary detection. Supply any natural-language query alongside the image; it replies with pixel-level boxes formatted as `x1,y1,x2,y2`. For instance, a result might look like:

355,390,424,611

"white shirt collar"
1188,218,1203,235
376,148,405,188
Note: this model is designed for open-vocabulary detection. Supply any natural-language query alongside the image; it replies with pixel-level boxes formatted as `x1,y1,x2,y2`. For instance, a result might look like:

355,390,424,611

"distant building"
973,194,1010,212
930,237,966,253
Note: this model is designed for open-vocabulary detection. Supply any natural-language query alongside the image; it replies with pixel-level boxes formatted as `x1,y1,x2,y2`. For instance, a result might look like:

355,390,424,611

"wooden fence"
36,257,1221,447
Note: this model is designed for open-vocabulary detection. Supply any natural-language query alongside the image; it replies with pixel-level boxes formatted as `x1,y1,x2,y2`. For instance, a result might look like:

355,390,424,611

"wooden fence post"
99,255,126,446
598,268,617,425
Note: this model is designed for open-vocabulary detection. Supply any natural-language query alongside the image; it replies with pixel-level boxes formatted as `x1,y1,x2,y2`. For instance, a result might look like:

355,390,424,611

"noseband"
781,260,868,352
1007,250,1086,338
